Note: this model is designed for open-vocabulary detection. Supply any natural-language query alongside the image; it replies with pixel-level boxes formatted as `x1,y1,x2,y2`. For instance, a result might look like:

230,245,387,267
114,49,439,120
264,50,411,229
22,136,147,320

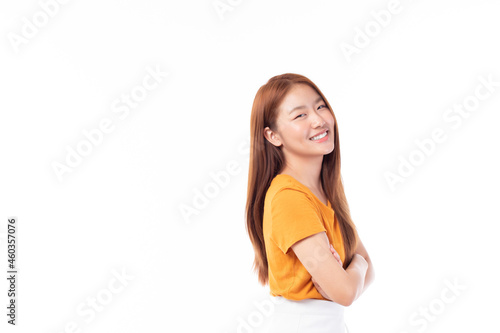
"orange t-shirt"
263,173,346,301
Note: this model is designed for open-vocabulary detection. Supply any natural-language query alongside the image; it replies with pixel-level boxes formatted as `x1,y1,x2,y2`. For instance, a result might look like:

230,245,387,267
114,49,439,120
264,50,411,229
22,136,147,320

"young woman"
245,73,375,332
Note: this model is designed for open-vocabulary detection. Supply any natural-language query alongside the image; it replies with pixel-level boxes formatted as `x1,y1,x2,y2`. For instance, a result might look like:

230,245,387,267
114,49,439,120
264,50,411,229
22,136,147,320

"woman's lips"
310,130,328,142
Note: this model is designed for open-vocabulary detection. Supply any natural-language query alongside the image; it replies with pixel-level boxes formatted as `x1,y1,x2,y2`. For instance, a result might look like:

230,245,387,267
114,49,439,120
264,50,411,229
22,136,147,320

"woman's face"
264,84,335,157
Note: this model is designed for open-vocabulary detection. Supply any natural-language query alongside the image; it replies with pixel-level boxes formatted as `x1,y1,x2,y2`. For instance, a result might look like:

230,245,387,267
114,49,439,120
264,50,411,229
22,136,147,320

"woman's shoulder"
269,173,305,190
266,174,312,202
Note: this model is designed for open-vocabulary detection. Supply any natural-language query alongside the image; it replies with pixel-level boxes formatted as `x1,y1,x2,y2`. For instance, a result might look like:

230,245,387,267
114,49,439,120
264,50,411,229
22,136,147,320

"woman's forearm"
312,242,373,304
362,258,375,292
352,238,375,300
345,254,368,304
353,257,374,302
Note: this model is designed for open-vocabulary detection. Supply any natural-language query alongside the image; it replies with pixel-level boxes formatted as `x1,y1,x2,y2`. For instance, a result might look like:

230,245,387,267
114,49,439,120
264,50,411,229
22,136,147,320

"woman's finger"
329,245,343,266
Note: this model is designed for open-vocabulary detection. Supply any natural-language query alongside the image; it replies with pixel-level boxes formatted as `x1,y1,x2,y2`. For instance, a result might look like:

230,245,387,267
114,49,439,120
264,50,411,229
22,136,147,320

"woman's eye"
318,105,327,110
295,114,306,119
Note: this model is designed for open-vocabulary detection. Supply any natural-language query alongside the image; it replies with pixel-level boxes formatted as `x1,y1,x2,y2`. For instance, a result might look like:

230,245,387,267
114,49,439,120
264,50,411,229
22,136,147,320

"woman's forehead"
279,85,322,114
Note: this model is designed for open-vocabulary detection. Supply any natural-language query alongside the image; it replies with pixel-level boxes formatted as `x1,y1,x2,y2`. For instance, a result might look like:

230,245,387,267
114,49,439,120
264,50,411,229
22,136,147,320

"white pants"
266,296,348,333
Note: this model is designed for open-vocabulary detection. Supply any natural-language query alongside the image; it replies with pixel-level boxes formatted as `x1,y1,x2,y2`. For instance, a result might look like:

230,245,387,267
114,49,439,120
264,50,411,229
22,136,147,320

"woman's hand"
312,244,342,300
329,244,343,267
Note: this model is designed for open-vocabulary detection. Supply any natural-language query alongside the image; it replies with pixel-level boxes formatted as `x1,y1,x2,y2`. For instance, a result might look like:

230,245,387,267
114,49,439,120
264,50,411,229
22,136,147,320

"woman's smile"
309,129,329,142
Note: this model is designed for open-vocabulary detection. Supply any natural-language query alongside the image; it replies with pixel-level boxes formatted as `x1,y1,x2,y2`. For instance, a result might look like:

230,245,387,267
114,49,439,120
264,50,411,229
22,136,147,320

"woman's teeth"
310,131,327,140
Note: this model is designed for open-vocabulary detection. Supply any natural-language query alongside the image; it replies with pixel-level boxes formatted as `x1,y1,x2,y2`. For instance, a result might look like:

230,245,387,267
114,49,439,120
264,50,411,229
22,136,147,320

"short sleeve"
270,188,327,255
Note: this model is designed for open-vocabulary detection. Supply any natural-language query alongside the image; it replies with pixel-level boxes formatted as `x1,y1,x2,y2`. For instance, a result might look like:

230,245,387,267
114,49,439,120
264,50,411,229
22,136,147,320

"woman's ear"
264,127,282,147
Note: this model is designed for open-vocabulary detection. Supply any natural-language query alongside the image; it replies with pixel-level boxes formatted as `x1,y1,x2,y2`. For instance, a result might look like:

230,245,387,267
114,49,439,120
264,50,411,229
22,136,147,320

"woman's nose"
311,112,326,127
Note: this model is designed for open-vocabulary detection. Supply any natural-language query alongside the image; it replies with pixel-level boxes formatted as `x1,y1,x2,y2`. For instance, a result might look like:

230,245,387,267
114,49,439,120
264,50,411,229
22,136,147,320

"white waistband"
270,296,345,316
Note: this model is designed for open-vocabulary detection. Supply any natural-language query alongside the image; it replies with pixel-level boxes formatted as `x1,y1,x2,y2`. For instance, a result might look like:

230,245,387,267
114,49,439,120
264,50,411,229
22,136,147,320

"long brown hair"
245,73,359,286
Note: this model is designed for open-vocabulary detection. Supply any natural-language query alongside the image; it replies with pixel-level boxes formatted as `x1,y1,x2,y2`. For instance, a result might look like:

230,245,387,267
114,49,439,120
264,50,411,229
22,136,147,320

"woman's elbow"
337,296,354,307
325,286,357,307
342,288,358,307
335,293,356,307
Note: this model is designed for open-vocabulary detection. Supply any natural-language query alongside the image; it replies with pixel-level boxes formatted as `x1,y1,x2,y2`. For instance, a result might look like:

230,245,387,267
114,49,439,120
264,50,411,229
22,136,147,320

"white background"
1,0,499,332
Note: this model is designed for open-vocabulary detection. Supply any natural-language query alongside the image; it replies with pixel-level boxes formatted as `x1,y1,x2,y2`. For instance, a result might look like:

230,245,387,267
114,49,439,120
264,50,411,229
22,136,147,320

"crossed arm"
290,231,375,306
352,237,375,299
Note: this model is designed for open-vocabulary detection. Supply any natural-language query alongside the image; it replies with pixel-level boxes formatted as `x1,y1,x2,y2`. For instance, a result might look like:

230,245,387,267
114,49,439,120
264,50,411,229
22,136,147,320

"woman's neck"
279,159,323,194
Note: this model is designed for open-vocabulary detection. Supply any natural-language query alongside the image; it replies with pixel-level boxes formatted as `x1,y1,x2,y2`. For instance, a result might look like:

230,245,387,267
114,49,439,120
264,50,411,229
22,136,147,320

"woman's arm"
291,232,368,306
353,237,375,300
311,237,374,303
